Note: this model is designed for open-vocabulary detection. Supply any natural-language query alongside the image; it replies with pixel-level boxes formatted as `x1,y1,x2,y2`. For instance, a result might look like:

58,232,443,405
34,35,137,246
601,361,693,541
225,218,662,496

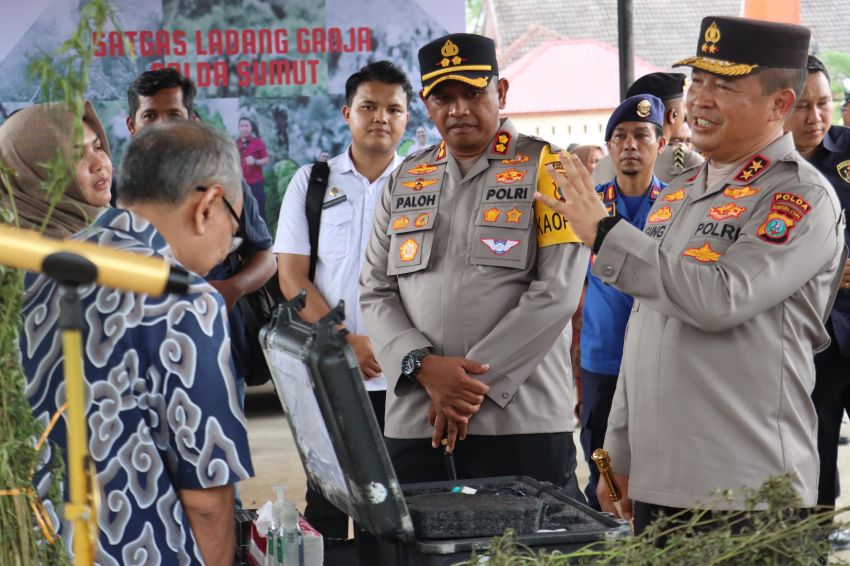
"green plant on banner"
0,1,120,564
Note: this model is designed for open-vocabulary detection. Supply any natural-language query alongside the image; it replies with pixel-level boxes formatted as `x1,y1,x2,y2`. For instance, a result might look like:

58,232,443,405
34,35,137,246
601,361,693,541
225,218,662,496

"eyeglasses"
196,186,244,252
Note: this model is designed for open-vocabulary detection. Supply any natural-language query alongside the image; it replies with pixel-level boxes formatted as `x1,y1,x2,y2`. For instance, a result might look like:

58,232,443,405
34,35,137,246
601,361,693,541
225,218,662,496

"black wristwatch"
401,349,431,381
592,215,621,254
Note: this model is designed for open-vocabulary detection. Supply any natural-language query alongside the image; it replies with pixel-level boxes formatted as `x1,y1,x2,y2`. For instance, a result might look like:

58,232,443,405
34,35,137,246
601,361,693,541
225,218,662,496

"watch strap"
592,215,621,254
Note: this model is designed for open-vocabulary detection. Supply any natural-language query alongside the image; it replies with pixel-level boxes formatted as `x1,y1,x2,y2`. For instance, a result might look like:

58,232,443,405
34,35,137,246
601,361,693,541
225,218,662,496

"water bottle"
280,499,303,565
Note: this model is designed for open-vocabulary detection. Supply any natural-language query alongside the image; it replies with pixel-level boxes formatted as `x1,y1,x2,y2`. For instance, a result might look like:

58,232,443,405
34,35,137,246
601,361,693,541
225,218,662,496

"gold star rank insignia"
505,207,523,224
491,130,511,154
734,155,770,182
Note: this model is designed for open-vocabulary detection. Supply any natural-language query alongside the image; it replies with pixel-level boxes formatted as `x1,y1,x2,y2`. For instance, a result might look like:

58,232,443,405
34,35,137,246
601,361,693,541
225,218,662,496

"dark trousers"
578,369,619,510
812,339,850,508
304,390,385,540
249,180,266,221
634,500,813,535
384,431,585,503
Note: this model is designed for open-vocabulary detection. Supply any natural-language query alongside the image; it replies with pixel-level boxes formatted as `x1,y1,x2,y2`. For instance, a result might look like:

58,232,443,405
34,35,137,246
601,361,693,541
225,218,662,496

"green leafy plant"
460,476,845,566
0,1,118,563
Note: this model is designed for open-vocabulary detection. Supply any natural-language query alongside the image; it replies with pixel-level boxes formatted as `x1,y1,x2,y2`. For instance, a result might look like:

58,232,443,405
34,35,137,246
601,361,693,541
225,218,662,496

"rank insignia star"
414,212,430,227
708,202,746,220
481,238,520,255
683,242,721,263
392,215,410,230
734,155,770,182
663,188,686,202
399,238,419,262
723,186,760,199
408,163,439,175
402,177,438,191
505,207,523,224
483,207,501,222
495,168,527,184
647,205,673,223
491,130,511,154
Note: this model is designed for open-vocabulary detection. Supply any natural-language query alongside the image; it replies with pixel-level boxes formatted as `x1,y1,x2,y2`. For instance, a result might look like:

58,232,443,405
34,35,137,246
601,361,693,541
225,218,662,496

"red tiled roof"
502,39,664,115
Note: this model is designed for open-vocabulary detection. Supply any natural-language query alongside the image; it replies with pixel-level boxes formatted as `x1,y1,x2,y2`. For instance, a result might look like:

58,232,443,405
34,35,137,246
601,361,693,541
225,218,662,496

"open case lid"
259,293,415,542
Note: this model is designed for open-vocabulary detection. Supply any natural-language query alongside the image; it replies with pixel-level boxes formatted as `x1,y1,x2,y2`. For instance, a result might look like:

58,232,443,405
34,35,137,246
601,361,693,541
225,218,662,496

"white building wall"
504,110,613,148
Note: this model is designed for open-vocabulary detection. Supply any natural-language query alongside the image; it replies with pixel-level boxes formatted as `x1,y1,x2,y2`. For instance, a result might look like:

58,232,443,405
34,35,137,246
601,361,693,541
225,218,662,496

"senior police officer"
592,73,704,185
579,94,666,510
785,54,850,513
360,33,588,494
536,16,845,533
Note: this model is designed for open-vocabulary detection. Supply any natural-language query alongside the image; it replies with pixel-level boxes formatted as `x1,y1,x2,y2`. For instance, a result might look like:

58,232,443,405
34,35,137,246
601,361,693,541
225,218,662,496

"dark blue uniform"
207,180,273,396
579,175,664,509
808,125,850,508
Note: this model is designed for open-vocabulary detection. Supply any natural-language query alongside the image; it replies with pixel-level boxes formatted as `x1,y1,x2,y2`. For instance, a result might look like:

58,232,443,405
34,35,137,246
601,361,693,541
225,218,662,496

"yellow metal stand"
60,326,95,566
54,277,98,566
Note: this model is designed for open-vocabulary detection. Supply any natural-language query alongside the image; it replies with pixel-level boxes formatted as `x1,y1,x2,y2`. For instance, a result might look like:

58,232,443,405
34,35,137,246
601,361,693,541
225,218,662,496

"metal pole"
618,0,634,101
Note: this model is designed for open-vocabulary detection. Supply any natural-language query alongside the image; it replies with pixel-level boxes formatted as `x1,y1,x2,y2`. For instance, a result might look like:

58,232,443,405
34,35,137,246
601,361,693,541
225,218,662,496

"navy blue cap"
605,94,665,142
626,72,687,101
419,34,498,98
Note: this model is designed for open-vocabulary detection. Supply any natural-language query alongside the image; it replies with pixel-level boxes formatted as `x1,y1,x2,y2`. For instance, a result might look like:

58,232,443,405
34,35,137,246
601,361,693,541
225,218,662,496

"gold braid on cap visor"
422,74,490,97
674,56,758,77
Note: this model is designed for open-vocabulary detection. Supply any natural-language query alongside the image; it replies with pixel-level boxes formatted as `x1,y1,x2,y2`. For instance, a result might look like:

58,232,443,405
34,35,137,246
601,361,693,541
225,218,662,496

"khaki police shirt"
592,144,704,185
360,119,589,438
593,133,845,508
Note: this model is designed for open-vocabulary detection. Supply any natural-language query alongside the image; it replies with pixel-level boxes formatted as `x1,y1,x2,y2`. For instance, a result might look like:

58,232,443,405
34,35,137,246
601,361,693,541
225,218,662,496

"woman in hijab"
571,144,604,176
0,100,112,238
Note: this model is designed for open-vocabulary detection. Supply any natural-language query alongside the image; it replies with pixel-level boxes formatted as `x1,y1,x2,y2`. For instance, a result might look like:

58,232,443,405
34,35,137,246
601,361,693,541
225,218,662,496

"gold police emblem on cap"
636,99,651,118
701,21,721,54
440,39,463,68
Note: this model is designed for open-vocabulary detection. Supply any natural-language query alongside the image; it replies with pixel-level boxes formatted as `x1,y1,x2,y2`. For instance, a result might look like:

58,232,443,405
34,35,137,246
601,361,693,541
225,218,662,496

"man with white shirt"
273,60,411,541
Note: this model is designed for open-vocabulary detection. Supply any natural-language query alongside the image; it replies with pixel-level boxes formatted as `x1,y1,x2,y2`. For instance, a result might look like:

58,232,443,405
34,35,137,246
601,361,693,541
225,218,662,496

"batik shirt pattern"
20,208,254,565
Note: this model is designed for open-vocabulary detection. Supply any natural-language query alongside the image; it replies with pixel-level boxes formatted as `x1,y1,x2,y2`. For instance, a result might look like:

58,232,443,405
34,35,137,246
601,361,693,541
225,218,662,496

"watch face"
402,355,415,375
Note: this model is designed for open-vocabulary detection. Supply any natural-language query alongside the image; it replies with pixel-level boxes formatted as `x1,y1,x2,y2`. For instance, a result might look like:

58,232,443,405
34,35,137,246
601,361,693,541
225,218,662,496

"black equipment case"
259,294,626,565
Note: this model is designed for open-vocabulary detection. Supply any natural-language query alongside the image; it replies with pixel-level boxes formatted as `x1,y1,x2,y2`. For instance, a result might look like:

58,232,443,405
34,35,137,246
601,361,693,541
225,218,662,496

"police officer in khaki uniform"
592,73,704,185
360,33,588,495
537,16,845,533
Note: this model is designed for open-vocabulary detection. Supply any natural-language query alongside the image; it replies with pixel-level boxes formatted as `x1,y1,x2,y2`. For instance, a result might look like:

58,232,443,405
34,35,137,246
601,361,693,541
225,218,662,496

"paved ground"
239,385,850,562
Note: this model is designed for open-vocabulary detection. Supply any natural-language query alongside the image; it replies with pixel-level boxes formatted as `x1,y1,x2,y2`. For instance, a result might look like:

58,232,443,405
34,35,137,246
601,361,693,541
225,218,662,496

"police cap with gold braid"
674,16,810,77
419,33,498,98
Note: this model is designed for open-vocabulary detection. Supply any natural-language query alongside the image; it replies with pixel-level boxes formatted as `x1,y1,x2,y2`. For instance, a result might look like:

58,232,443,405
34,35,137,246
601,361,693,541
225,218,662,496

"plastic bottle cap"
274,485,286,503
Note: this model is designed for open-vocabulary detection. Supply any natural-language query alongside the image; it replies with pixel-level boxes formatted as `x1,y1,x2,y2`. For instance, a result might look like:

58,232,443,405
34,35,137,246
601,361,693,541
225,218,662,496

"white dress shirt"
273,147,402,391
